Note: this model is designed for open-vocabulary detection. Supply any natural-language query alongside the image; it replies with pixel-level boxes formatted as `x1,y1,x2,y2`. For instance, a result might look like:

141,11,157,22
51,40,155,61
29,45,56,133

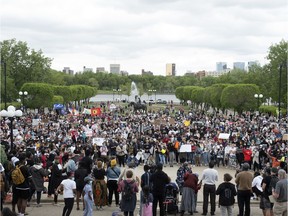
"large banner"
91,108,102,116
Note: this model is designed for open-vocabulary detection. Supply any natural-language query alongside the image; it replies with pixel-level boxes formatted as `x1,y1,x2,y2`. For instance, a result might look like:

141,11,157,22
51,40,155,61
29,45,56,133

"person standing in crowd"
243,146,252,169
83,176,94,216
140,185,153,216
176,160,192,195
180,169,199,216
261,167,279,216
80,149,93,174
50,155,63,206
150,163,170,216
0,163,8,211
216,173,237,216
13,153,31,216
118,170,139,216
200,161,218,216
74,161,88,210
235,163,253,216
55,172,76,216
28,157,49,207
92,160,107,210
272,169,287,216
116,143,127,167
106,159,121,207
251,171,263,200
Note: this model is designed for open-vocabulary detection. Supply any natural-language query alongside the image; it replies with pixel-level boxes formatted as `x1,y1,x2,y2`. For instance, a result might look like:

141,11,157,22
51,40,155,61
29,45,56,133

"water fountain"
130,81,139,102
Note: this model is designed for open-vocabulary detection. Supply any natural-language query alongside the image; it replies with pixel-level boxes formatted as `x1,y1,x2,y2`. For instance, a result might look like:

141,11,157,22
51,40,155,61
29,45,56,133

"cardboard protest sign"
179,144,191,153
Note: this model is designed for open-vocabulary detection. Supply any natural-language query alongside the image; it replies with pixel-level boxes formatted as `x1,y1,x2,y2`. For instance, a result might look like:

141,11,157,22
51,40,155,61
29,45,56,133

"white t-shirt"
201,168,218,185
61,179,76,198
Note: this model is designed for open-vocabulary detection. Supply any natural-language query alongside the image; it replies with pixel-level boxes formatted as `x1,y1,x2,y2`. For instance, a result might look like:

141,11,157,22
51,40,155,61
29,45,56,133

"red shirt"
243,149,252,161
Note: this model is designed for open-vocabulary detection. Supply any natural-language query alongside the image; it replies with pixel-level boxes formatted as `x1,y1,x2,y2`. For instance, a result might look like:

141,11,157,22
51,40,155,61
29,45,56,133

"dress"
93,167,108,206
83,183,94,216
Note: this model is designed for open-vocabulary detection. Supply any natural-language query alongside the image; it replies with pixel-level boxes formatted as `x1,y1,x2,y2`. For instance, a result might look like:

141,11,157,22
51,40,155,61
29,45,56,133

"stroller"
163,183,179,215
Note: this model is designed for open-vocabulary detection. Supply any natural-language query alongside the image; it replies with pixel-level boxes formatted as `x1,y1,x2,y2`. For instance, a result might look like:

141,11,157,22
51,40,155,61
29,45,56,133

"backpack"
11,165,25,185
122,180,134,201
267,175,279,195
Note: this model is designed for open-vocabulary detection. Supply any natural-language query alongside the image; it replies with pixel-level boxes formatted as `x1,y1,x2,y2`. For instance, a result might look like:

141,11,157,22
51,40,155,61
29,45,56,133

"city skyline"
1,0,286,76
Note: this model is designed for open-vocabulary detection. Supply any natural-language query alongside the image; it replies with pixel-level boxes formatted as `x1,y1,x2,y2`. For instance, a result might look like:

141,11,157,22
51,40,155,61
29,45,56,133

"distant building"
83,66,93,72
110,64,120,74
166,63,176,76
196,70,206,79
248,61,259,71
96,67,105,73
205,69,231,77
141,69,153,76
62,67,74,75
216,62,227,72
120,70,129,76
233,62,245,70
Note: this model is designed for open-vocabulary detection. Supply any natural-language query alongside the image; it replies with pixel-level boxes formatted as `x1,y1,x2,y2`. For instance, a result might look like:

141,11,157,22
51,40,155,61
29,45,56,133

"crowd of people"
0,102,287,216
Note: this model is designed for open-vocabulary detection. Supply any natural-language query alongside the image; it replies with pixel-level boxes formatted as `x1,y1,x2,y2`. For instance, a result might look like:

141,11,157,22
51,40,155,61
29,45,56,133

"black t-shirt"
261,175,271,198
93,168,106,180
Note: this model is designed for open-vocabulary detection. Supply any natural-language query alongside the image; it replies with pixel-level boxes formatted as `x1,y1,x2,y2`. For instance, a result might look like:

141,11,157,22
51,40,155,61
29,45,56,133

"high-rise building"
96,67,105,73
83,66,93,72
110,64,120,74
216,62,227,72
62,67,74,75
166,63,176,76
233,62,245,70
248,61,259,71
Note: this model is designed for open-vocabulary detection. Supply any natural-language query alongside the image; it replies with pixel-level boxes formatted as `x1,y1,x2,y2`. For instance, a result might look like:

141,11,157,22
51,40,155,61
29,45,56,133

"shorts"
14,188,30,200
260,196,272,210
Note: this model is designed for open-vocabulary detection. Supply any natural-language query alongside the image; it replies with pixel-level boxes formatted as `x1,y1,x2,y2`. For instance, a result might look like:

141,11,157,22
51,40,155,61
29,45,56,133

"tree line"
1,39,287,110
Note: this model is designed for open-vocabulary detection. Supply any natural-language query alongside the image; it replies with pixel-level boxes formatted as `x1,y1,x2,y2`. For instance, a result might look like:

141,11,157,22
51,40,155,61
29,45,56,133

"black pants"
203,184,216,215
237,190,251,216
107,180,119,205
62,198,74,216
152,193,165,216
28,190,42,204
117,155,125,167
124,211,134,216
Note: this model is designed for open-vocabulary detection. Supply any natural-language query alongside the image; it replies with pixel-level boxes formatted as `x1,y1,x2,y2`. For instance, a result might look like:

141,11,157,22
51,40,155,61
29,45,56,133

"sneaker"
99,207,103,211
36,204,42,207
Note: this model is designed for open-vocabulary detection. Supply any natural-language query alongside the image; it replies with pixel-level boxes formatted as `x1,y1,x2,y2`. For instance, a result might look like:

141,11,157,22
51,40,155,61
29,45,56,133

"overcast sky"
1,0,287,75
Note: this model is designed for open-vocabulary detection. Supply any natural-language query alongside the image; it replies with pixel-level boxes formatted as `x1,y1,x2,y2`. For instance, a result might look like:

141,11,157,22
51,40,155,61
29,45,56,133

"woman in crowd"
83,176,94,216
74,161,88,210
92,160,107,210
106,159,121,207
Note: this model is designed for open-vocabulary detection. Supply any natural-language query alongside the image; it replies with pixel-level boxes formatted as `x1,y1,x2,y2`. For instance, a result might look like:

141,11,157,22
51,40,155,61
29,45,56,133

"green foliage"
221,84,260,114
1,39,52,97
21,83,54,108
191,87,205,105
207,84,229,110
52,95,64,105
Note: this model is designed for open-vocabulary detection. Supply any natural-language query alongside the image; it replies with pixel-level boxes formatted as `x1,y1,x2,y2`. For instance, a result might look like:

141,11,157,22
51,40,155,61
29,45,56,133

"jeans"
203,184,216,214
220,205,233,216
169,152,175,166
237,190,251,216
124,211,134,216
159,154,166,165
202,152,209,166
62,198,74,216
189,152,195,165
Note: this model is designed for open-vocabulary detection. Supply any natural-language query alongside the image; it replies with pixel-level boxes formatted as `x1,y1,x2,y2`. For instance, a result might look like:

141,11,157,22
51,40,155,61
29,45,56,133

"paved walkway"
4,165,262,215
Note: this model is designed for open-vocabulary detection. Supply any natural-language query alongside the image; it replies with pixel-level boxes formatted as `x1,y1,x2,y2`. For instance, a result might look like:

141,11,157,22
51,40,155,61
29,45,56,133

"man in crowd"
272,169,287,216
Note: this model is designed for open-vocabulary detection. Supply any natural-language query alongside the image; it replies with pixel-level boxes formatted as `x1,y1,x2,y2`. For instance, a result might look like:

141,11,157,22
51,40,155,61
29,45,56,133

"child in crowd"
140,185,153,216
215,173,237,216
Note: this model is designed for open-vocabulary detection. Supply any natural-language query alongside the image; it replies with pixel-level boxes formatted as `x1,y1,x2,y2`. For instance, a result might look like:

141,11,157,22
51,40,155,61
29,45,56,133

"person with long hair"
74,161,88,210
92,160,108,210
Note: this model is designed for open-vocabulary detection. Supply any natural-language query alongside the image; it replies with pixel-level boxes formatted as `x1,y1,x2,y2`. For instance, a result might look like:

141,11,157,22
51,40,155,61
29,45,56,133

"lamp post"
254,93,263,111
148,89,156,102
118,89,122,102
113,89,117,102
278,64,282,122
0,61,7,109
19,91,28,111
0,105,23,150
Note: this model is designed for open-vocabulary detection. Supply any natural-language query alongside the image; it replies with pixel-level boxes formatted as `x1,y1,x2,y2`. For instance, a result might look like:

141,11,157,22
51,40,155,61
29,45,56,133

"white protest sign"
219,133,230,139
86,129,93,137
32,119,40,126
92,137,105,146
179,144,191,153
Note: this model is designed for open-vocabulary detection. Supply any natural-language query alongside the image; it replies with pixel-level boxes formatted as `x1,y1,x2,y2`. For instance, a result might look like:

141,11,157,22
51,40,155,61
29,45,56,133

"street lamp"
117,89,122,102
0,61,7,109
254,93,263,111
113,89,117,102
19,91,28,111
0,105,23,150
148,89,156,101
